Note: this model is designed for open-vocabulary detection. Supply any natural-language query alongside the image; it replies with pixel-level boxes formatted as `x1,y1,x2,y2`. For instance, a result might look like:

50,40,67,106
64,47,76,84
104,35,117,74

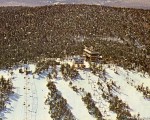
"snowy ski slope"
0,61,150,120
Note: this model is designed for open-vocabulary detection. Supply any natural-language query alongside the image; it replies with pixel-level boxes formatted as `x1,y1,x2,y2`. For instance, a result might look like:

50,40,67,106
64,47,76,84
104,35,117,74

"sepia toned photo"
0,0,150,120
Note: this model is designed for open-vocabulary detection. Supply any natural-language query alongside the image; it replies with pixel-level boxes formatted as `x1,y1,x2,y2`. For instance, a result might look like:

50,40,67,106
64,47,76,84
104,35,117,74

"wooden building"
83,46,100,62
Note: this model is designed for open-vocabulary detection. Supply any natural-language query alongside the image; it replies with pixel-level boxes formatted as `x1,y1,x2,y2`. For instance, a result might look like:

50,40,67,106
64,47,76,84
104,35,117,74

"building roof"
73,57,84,61
83,48,99,55
73,57,84,64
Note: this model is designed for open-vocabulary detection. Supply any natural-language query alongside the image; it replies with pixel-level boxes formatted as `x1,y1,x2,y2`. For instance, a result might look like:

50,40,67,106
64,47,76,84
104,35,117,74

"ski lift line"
24,74,33,120
30,76,37,119
24,75,28,120
31,77,38,120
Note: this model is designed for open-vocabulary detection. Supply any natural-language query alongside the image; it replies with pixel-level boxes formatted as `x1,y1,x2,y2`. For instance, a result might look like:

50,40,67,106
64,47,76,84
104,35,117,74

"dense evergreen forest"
0,5,150,73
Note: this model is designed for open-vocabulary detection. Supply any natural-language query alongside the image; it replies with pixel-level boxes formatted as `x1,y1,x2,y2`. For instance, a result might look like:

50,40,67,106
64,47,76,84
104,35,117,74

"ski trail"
55,73,95,120
0,65,51,120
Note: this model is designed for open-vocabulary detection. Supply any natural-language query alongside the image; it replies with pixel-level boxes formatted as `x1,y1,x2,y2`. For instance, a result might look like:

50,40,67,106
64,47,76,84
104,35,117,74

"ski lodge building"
83,46,100,62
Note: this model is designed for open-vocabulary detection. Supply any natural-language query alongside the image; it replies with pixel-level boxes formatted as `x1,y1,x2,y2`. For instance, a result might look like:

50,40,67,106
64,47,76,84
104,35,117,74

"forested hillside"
0,5,150,73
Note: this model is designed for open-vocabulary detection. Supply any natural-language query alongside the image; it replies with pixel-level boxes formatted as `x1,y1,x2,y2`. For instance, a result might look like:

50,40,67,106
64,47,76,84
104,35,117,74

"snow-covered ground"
55,63,150,119
0,64,51,120
0,62,150,120
105,65,150,118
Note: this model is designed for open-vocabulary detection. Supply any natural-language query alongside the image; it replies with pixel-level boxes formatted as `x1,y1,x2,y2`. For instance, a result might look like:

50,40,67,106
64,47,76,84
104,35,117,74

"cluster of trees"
126,79,150,99
98,79,120,94
0,76,13,111
82,93,103,120
87,39,150,74
0,5,150,74
46,81,76,120
69,82,103,119
35,59,58,74
60,64,78,80
69,84,103,119
96,70,138,120
89,62,103,75
101,93,139,120
69,83,85,96
136,84,150,99
109,96,134,120
89,63,108,82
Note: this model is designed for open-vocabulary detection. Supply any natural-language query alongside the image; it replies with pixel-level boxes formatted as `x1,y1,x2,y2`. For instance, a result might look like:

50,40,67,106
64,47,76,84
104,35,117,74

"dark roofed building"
72,57,84,68
73,57,84,64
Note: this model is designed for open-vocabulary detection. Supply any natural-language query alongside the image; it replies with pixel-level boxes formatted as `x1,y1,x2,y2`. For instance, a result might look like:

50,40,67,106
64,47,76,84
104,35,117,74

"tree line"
0,4,150,73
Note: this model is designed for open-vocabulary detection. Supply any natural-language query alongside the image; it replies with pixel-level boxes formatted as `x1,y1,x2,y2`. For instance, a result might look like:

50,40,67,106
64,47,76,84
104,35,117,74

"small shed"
72,57,84,68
